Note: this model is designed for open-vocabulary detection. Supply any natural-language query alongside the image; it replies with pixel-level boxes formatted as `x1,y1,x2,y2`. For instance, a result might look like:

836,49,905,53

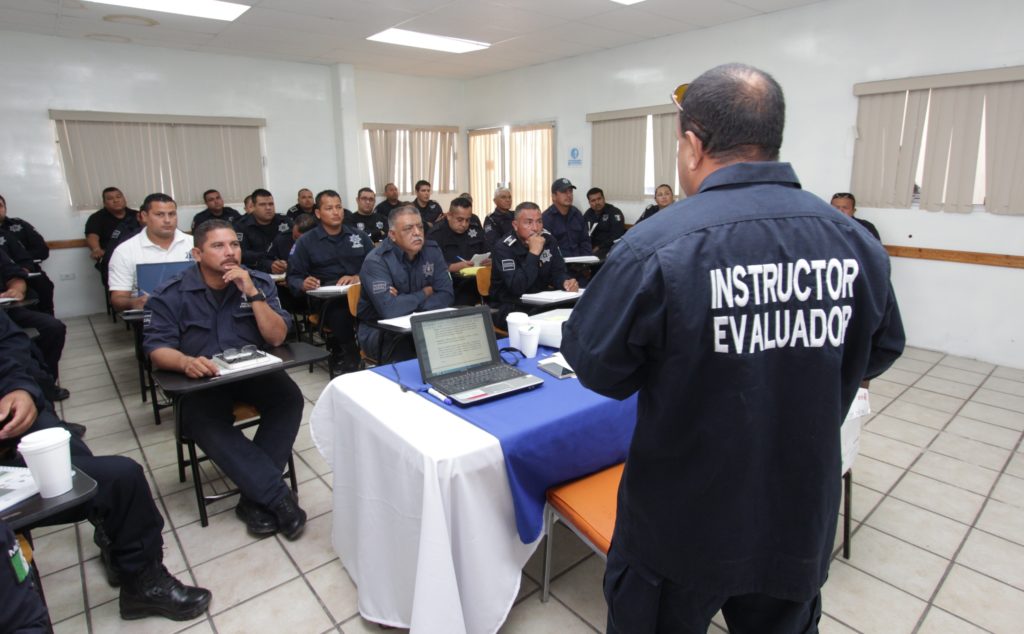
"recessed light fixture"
85,0,250,21
102,14,159,26
367,28,490,54
610,0,647,5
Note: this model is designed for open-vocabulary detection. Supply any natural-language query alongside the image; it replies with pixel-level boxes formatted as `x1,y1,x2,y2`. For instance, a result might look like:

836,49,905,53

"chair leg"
843,470,852,559
186,440,209,527
541,506,555,602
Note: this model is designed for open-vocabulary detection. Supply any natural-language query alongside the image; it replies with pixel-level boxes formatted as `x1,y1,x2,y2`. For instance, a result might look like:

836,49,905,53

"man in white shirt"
108,193,193,311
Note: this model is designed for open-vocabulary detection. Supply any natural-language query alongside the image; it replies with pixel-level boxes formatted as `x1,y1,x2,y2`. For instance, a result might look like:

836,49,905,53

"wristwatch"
245,289,267,303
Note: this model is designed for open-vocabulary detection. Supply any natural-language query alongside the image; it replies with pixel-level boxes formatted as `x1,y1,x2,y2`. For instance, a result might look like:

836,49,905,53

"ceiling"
0,0,822,79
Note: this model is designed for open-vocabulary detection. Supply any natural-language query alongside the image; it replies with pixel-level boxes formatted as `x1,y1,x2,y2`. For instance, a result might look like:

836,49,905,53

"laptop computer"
136,261,194,295
410,306,543,406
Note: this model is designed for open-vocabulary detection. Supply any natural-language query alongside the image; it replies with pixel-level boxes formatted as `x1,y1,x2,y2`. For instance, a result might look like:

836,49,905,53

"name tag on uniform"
501,259,515,272
372,281,388,294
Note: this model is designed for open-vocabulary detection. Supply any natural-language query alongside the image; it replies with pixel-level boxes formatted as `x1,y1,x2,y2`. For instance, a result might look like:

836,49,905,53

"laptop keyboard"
433,364,524,394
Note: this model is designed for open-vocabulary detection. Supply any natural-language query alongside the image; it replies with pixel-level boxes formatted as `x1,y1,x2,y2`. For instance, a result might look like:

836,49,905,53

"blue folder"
136,261,194,295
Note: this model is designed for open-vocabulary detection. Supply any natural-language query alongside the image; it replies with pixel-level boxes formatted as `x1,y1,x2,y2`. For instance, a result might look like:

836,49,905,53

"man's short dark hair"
357,187,375,198
251,188,273,201
194,219,234,248
102,186,122,198
513,201,540,220
832,192,856,207
314,189,341,209
141,192,175,213
389,204,420,229
202,189,219,203
293,213,318,234
586,187,604,199
414,180,431,192
449,197,472,212
679,63,785,162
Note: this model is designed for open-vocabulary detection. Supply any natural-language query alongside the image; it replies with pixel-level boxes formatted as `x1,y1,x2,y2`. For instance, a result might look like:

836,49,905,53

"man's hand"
389,287,399,297
223,267,257,296
180,355,220,379
0,287,25,301
0,390,38,440
302,276,321,291
90,247,104,261
527,234,545,256
479,258,492,267
337,275,360,286
130,294,149,309
422,286,434,298
271,260,288,274
563,278,580,292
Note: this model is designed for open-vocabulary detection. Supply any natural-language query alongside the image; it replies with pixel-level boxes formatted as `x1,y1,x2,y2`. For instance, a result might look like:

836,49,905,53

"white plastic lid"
18,427,71,453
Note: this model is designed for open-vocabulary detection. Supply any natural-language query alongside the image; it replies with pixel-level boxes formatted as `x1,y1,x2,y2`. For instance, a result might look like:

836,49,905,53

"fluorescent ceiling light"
610,0,647,5
85,0,250,21
367,28,490,54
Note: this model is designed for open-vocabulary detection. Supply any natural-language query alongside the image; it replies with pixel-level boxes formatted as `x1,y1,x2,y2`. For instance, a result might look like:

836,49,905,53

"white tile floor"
33,314,1024,633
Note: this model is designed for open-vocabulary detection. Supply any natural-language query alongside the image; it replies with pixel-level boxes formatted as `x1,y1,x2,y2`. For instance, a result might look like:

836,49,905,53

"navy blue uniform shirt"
374,199,403,218
413,200,444,227
541,205,591,257
287,224,373,295
583,203,625,257
356,238,453,322
0,217,48,262
0,230,35,270
636,203,663,223
267,231,295,263
489,231,569,308
344,210,389,243
483,208,514,249
143,264,292,359
427,218,488,265
562,162,905,600
235,213,292,272
190,206,241,233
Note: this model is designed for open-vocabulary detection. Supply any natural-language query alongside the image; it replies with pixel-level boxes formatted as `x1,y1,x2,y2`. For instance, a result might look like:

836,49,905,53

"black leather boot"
119,562,212,621
270,491,307,541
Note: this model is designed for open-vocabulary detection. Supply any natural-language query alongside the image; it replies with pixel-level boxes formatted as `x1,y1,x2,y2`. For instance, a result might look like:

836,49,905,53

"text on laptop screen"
420,312,494,376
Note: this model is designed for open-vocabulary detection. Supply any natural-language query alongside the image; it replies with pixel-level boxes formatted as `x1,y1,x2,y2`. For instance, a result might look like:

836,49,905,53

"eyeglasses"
671,83,689,111
672,82,710,145
832,193,855,200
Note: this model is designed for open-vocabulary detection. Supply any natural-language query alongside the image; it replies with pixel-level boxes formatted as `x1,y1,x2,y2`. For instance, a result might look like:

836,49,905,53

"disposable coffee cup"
506,312,530,349
18,428,73,498
518,324,541,359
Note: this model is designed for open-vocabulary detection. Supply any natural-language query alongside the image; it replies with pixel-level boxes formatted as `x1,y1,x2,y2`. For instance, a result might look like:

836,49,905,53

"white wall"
457,0,1024,367
0,31,341,317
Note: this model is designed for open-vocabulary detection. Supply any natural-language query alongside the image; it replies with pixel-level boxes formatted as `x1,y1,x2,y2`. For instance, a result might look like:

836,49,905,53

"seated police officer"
374,182,403,218
490,202,578,329
541,178,592,258
411,180,444,228
1,250,66,397
144,220,307,539
288,190,373,373
235,188,293,275
428,197,490,306
357,205,453,361
0,310,211,622
190,189,241,233
0,194,55,316
344,187,389,243
483,186,514,250
583,187,625,259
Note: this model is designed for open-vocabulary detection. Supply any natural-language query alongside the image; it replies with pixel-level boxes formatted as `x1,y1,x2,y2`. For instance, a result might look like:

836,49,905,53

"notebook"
0,466,39,512
410,306,542,406
136,261,194,295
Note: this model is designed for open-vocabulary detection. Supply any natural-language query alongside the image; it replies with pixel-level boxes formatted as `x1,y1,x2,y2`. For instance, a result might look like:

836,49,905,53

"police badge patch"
356,222,365,230
423,262,434,276
375,221,384,229
278,223,290,233
468,228,477,238
9,224,21,232
349,234,364,248
540,249,552,263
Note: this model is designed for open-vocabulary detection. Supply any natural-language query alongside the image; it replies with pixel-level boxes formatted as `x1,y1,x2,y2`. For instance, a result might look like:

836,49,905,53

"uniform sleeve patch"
372,280,388,294
501,259,516,272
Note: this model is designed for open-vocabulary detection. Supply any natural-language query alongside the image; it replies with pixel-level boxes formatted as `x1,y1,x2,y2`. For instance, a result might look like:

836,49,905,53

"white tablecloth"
310,371,539,634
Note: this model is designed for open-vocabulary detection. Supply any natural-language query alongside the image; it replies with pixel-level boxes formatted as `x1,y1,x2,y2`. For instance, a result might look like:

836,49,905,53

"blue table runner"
371,343,637,543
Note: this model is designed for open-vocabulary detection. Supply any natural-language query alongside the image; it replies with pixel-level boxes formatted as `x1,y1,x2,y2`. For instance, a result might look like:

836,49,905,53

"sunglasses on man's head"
671,83,689,111
832,193,854,200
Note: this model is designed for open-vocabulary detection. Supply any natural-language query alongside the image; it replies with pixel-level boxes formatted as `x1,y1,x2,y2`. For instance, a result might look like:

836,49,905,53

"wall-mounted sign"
568,146,582,167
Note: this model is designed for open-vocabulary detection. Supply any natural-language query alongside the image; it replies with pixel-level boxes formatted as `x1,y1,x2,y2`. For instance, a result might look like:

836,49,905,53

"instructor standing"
562,64,905,633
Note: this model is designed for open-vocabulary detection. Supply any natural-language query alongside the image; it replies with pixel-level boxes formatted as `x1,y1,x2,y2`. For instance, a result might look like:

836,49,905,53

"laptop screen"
414,309,497,378
136,261,193,295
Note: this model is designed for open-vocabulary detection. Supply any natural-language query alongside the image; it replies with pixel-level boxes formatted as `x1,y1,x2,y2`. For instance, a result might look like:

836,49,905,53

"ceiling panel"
582,6,697,37
635,0,758,27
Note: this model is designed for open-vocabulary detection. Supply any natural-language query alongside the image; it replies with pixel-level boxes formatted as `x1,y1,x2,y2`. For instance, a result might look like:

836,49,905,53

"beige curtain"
984,81,1024,215
919,85,985,213
591,117,646,200
469,128,503,218
849,90,927,208
54,119,263,208
408,128,458,192
509,124,554,209
366,127,399,192
651,113,678,192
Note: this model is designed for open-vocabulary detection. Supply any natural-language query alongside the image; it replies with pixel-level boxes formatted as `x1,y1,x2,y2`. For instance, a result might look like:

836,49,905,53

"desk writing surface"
0,470,98,531
152,342,327,394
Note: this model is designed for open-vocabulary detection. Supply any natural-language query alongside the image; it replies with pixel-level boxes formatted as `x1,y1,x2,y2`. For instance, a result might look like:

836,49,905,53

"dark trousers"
7,307,65,381
452,277,480,307
604,544,823,634
179,371,303,507
27,273,55,316
0,522,50,633
2,410,164,576
321,299,356,346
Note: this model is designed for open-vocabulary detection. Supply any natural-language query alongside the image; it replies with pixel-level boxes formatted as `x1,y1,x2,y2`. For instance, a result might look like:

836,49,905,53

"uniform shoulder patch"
503,235,516,246
501,258,515,272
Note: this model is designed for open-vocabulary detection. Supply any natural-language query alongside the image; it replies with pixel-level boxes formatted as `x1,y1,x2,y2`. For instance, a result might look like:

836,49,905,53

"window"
467,123,555,214
850,65,1024,214
587,105,679,201
364,124,458,195
50,110,265,209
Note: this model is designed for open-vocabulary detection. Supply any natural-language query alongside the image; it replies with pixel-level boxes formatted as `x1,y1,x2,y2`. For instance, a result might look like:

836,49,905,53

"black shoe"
270,492,306,541
234,496,278,536
119,562,211,621
93,529,119,587
65,422,87,438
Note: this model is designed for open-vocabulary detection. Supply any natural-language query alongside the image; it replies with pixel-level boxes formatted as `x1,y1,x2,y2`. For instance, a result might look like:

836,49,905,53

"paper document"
308,283,355,297
519,289,584,305
459,266,483,277
377,307,457,332
0,466,40,512
470,252,491,266
270,273,286,282
0,297,17,305
564,255,600,264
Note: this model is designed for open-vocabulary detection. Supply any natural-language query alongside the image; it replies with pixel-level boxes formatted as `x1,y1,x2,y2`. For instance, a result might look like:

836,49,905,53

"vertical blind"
51,111,265,209
468,128,503,217
509,124,554,209
651,113,679,193
365,124,459,195
591,117,646,200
